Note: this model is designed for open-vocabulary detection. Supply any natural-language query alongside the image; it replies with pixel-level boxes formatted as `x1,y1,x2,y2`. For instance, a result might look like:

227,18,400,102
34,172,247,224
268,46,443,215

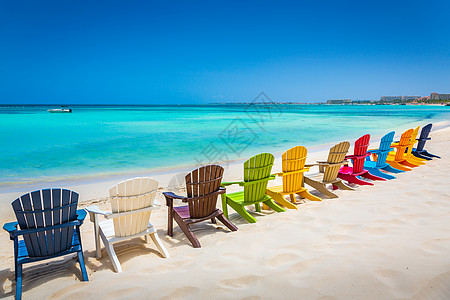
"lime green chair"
221,153,285,223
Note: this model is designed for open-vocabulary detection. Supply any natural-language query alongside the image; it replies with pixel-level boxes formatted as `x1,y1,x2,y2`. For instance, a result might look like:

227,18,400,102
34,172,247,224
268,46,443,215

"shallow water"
0,104,448,185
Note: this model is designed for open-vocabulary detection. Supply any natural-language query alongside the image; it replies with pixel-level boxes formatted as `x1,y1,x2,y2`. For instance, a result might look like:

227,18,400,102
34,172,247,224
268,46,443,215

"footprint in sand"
160,286,200,300
410,270,450,299
373,269,413,292
421,238,450,254
219,275,262,289
361,226,389,235
325,233,353,242
264,253,302,268
286,257,321,273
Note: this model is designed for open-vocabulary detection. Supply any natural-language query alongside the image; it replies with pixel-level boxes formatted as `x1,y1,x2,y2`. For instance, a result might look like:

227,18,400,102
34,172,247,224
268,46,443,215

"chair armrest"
162,192,187,200
221,181,244,187
163,192,187,206
305,163,318,167
272,172,284,177
86,206,110,216
86,206,111,223
3,221,18,240
76,209,87,222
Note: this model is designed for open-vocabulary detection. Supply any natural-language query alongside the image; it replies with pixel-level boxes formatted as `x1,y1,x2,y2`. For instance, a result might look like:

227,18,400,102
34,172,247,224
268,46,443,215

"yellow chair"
266,146,322,208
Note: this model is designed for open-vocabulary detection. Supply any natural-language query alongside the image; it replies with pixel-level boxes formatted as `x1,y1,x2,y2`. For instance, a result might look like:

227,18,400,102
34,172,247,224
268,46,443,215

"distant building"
327,99,351,104
417,96,430,102
351,100,377,103
430,93,450,100
380,96,420,101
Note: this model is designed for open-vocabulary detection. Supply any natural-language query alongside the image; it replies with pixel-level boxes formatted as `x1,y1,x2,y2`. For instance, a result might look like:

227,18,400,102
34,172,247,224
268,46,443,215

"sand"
0,126,449,299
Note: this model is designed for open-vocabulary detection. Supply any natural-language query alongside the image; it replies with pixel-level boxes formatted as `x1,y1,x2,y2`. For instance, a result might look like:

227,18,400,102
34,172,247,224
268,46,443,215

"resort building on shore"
417,96,431,102
327,99,351,104
430,93,450,100
380,96,420,101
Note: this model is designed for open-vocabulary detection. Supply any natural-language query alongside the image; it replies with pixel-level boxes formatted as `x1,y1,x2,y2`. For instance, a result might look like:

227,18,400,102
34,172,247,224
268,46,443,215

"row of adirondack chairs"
3,124,439,299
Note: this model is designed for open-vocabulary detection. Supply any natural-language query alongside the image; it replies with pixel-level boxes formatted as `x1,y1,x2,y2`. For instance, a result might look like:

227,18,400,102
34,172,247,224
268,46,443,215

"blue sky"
1,0,449,104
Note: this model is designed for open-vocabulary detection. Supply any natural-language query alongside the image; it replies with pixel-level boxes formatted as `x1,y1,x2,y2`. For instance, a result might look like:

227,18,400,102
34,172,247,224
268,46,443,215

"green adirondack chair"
221,153,285,223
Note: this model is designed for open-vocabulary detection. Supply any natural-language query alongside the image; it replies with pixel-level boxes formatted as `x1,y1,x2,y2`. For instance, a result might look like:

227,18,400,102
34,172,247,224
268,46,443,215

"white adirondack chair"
86,177,169,273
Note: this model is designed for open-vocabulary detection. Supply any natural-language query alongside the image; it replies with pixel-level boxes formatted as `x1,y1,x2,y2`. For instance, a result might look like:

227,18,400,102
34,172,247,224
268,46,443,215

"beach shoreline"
1,121,449,221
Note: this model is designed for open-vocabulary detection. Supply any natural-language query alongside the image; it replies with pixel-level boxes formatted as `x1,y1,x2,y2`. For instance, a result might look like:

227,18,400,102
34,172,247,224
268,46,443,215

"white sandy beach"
0,126,449,299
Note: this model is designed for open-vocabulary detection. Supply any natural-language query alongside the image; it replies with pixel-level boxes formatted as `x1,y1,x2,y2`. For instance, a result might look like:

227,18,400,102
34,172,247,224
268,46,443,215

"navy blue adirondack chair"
363,131,404,180
3,189,88,299
412,123,440,160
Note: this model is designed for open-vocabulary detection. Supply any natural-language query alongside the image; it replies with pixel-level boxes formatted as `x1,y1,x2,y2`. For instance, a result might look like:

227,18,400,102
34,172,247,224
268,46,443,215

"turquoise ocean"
1,104,449,187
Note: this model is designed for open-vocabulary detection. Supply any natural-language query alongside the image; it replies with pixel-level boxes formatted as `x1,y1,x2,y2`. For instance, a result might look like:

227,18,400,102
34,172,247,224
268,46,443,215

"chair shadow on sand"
0,254,88,298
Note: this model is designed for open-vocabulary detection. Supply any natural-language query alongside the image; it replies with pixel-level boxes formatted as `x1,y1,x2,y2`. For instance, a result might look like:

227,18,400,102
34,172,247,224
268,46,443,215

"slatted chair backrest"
351,134,371,173
375,131,395,168
11,189,79,258
281,146,307,194
185,165,224,219
243,153,275,203
323,141,350,182
405,126,420,156
416,123,432,151
109,177,158,237
394,129,414,161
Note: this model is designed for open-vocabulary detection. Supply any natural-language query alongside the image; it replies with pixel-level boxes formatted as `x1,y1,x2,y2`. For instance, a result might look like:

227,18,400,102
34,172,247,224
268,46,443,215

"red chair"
337,134,386,186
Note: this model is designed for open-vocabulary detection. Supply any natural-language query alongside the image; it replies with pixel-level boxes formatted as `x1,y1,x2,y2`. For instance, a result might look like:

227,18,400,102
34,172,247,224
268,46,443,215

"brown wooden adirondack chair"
163,165,237,248
303,141,354,198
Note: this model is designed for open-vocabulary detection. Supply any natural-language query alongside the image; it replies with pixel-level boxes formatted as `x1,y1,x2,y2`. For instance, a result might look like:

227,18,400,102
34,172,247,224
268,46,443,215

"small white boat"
47,106,72,113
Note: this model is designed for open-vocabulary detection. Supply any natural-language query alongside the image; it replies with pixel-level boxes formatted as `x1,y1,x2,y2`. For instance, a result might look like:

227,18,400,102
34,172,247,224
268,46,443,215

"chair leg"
412,152,432,160
411,156,428,162
304,177,338,198
364,167,396,180
421,150,440,159
333,180,355,191
16,263,22,300
266,190,298,209
255,203,261,213
211,217,217,224
100,234,122,273
360,171,386,181
400,159,420,168
387,161,412,172
263,198,286,213
234,204,258,223
338,173,373,186
149,232,170,258
216,211,238,231
92,214,102,258
174,212,201,248
297,189,322,202
77,251,89,281
382,164,406,173
168,208,174,237
405,156,426,165
221,194,229,219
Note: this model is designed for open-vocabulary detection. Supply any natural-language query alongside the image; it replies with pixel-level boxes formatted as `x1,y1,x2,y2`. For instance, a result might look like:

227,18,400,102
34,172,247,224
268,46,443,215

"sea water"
0,104,448,186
